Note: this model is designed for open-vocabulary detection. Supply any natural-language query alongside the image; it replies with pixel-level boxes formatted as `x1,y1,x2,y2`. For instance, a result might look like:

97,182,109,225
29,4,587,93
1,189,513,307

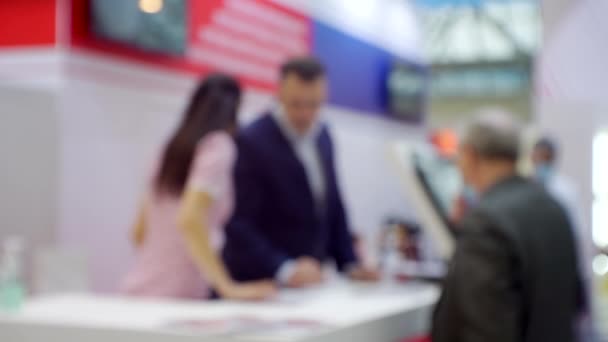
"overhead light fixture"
139,0,163,14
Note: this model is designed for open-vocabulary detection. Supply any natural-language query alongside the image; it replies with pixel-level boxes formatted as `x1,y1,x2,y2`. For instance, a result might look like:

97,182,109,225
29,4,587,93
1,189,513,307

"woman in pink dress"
122,74,276,300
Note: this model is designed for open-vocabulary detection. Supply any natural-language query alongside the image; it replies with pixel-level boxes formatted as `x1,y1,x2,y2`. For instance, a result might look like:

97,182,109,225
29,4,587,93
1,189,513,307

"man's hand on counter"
286,257,324,288
220,280,278,301
348,265,381,283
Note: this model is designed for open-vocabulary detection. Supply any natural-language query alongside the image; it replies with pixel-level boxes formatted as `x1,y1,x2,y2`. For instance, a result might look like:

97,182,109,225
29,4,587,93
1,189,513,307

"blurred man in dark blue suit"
223,57,379,288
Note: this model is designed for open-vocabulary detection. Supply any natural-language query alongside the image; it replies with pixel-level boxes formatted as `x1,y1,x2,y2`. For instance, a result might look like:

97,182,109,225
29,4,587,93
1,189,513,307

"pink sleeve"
186,132,235,198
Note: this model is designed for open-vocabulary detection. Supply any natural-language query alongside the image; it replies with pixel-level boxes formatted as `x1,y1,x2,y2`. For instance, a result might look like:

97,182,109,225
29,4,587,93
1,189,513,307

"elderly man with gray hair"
431,110,583,342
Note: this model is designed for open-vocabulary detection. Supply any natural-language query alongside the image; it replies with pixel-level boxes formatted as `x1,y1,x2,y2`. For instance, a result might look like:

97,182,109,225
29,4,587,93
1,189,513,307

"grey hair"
461,109,522,161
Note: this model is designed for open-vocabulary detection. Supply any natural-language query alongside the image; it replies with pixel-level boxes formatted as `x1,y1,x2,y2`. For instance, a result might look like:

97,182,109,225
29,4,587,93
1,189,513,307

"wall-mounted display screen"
90,0,187,55
386,62,428,123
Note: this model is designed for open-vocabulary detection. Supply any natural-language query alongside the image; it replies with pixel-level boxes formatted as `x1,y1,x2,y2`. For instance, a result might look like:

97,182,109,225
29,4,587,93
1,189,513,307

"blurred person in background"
532,137,585,236
121,74,276,301
223,57,379,288
532,137,594,339
428,129,477,226
432,111,582,342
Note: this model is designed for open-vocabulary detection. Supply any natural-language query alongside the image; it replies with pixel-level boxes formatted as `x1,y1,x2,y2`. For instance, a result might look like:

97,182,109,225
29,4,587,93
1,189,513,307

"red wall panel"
0,0,56,47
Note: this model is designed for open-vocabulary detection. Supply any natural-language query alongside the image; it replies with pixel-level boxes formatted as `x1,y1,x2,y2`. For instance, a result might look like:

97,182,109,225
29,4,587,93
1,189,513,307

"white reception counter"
0,280,438,342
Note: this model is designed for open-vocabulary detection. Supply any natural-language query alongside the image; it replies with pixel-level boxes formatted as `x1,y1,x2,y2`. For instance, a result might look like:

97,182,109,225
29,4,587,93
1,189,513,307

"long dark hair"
155,74,241,196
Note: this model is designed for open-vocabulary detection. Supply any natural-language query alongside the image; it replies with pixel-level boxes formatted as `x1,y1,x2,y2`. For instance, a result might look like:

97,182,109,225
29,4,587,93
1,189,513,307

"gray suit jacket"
432,176,582,342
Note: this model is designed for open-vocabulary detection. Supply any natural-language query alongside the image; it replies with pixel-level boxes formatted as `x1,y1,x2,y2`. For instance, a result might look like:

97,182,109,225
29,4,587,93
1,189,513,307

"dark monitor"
386,62,428,123
411,148,461,236
393,142,461,259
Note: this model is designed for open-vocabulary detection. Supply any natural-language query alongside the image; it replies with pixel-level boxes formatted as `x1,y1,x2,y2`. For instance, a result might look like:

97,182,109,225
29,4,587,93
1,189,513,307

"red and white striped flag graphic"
188,0,311,89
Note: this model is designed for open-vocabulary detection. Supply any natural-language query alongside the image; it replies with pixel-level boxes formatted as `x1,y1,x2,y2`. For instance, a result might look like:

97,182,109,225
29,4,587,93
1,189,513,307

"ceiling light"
139,0,163,14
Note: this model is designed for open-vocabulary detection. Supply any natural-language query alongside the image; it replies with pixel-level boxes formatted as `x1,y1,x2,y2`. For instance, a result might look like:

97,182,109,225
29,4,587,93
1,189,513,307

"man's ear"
469,150,482,170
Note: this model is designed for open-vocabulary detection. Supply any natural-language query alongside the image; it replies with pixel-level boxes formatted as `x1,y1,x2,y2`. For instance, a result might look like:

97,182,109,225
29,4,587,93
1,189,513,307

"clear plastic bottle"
0,237,25,312
378,225,402,280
